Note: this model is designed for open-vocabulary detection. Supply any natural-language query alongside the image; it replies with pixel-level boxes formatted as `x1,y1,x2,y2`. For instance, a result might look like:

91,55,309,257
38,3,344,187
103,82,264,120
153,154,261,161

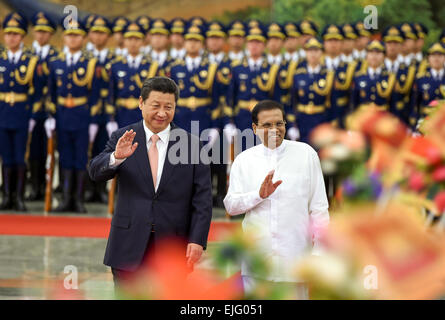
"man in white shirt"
224,100,330,299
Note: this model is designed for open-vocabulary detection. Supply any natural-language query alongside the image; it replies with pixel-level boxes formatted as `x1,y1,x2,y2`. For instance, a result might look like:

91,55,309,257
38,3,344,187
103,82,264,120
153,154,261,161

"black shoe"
0,166,13,210
26,161,44,201
73,170,87,214
15,166,27,212
52,169,74,213
214,195,225,209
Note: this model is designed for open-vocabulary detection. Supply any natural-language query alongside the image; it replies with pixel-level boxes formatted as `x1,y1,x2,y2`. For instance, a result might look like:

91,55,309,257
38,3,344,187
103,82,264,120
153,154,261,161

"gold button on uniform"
190,86,196,93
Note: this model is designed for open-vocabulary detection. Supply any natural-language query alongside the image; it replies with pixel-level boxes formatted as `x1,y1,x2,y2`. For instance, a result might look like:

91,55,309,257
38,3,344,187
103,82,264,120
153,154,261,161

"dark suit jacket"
89,121,212,271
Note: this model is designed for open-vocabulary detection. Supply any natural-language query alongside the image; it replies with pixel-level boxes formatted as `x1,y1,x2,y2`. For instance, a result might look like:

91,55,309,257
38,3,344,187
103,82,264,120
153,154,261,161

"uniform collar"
248,57,264,71
431,68,444,80
185,55,202,71
229,50,244,61
127,54,143,69
65,50,82,66
208,52,225,64
32,41,50,59
341,53,354,63
284,51,299,62
307,64,321,74
93,47,109,64
7,49,22,64
170,47,186,59
267,53,282,65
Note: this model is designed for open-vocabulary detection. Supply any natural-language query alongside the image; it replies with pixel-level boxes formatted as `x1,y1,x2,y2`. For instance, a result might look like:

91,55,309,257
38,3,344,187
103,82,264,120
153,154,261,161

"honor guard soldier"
86,15,117,204
228,23,282,151
111,17,129,57
107,21,160,129
290,38,334,144
330,24,360,128
148,18,174,71
351,40,396,115
276,22,301,140
205,20,233,208
169,17,187,60
413,23,429,65
136,16,152,56
411,42,445,131
340,23,358,64
399,23,418,68
84,14,97,53
166,23,220,136
188,17,207,57
283,22,301,63
0,13,41,211
382,26,416,125
227,20,247,63
353,21,371,61
298,20,318,61
27,12,59,202
46,19,100,213
266,22,285,66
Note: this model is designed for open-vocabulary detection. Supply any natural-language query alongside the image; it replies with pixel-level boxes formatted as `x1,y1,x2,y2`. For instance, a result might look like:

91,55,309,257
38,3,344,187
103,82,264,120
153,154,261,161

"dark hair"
140,76,180,102
251,100,285,124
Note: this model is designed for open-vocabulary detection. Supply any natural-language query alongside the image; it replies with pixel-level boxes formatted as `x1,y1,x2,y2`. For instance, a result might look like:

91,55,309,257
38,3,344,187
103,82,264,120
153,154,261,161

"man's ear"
252,123,257,135
139,96,143,111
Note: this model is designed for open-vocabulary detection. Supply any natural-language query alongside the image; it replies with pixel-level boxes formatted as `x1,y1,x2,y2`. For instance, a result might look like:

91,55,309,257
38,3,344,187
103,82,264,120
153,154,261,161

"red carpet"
0,214,239,241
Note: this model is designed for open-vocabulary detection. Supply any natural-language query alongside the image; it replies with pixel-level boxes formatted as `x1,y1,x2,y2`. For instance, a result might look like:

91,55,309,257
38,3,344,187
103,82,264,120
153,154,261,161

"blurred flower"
408,171,427,192
320,159,337,175
310,123,339,148
434,191,445,213
327,143,351,161
342,179,358,197
432,166,445,182
337,131,366,153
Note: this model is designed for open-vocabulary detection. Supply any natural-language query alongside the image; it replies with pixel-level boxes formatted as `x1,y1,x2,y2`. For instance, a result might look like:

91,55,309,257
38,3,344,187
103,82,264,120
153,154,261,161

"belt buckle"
248,100,257,112
190,96,197,111
66,94,75,108
5,92,15,105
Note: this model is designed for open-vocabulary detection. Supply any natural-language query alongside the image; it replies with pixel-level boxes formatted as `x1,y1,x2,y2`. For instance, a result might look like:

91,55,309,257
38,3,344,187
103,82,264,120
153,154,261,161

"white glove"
44,118,56,138
207,128,220,148
106,121,118,138
89,123,99,143
28,119,36,133
287,126,300,141
223,123,237,142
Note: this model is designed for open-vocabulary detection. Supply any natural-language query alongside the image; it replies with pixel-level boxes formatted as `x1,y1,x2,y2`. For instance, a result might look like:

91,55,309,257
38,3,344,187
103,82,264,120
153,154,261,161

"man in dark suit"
89,76,212,286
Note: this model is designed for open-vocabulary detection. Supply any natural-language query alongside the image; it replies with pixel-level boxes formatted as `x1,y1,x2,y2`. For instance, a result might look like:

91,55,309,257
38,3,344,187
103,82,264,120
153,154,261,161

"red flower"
434,191,445,213
408,172,426,192
432,166,445,182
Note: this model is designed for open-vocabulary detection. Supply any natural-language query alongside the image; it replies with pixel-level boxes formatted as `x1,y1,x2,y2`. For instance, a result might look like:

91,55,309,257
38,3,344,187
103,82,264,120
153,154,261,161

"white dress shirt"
353,49,366,60
32,41,50,60
384,58,400,74
431,68,444,81
110,121,171,192
65,51,82,67
151,50,168,66
185,55,202,72
127,54,143,69
93,47,109,64
7,49,22,64
208,52,225,65
228,51,244,62
248,57,263,72
299,48,306,59
267,53,283,66
224,140,330,282
170,47,186,60
307,64,321,75
368,66,382,79
284,51,299,62
115,47,128,57
341,53,354,64
324,55,340,71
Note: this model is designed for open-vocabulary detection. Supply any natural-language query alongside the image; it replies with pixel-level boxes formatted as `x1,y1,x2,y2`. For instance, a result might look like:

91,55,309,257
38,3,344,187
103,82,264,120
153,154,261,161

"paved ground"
0,198,239,300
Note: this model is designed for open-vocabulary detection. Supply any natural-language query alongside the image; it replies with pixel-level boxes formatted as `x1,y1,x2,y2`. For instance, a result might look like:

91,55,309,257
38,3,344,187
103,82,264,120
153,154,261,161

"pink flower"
434,191,445,213
432,166,445,182
408,171,426,192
